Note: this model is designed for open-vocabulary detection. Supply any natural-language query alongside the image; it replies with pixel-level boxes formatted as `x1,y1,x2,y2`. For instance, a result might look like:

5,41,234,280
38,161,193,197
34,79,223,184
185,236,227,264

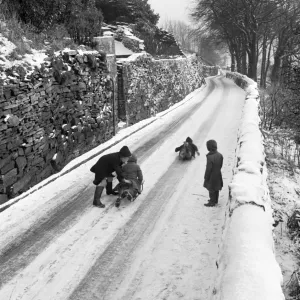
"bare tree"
270,0,300,83
191,0,281,80
162,18,227,65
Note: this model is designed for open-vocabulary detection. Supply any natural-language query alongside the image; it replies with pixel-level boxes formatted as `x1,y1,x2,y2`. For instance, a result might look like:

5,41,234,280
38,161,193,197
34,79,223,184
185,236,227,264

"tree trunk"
234,43,242,73
241,46,247,75
229,46,236,72
271,28,288,84
271,54,282,83
260,34,267,88
248,42,258,80
264,37,274,87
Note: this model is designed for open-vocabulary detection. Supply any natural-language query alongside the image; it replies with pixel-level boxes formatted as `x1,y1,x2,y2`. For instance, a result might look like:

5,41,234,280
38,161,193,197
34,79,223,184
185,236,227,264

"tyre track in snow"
0,81,216,289
69,78,230,300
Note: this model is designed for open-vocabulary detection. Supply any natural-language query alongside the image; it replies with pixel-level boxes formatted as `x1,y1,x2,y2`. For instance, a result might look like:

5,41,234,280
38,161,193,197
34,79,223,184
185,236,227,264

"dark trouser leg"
93,186,105,208
208,191,218,204
209,191,219,204
215,191,219,204
209,191,215,203
106,177,118,195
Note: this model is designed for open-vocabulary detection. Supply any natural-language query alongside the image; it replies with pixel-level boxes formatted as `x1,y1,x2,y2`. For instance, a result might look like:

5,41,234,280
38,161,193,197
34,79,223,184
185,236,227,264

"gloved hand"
197,151,200,156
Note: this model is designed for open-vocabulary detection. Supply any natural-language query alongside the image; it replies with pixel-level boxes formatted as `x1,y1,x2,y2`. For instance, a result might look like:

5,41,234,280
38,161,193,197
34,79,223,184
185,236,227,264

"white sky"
148,0,194,25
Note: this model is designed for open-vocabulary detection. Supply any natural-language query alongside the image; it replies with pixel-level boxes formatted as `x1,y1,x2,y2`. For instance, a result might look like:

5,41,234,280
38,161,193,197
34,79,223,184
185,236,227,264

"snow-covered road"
0,76,245,300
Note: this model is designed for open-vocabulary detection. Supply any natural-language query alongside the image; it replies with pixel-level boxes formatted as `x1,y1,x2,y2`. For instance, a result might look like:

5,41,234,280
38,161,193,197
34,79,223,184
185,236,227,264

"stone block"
0,193,8,205
5,114,20,127
4,89,12,100
0,124,8,131
16,156,27,172
0,155,11,169
32,156,45,166
0,160,15,175
18,148,25,156
78,82,86,90
1,168,18,186
36,165,53,182
24,146,32,155
12,172,33,194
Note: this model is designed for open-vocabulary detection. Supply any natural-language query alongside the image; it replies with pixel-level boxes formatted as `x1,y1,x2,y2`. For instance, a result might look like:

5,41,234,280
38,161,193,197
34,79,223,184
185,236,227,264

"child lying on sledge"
175,137,200,160
114,154,143,207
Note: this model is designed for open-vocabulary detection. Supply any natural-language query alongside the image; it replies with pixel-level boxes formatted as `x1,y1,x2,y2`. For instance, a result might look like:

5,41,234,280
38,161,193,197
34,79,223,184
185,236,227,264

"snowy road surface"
0,76,245,300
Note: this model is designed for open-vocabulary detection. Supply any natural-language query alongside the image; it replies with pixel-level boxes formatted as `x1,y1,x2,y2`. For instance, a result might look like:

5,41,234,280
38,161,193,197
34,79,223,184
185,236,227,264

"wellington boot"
93,186,105,208
106,181,118,195
204,202,216,207
115,197,121,208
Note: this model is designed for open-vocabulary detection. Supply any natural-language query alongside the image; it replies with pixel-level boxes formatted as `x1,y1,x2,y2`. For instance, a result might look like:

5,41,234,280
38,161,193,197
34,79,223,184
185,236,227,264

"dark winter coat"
175,143,198,156
90,152,124,184
122,155,143,192
204,141,223,191
175,137,199,157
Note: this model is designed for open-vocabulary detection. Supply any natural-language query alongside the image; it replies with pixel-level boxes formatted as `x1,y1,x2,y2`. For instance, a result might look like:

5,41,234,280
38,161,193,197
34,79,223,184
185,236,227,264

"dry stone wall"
203,65,220,77
0,50,115,204
120,55,218,125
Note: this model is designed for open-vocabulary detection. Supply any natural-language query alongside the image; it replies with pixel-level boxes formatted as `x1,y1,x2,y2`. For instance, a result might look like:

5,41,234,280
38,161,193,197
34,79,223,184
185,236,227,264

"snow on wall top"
103,23,145,53
115,40,133,56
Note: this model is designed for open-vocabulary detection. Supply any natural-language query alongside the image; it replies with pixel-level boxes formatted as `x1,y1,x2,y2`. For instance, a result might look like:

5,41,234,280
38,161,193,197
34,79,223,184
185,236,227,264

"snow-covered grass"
266,143,300,298
0,16,87,74
212,72,285,300
263,129,300,170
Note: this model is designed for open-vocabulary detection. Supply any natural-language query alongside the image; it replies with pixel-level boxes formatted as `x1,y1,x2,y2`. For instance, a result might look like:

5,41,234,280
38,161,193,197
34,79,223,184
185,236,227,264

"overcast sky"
148,0,194,25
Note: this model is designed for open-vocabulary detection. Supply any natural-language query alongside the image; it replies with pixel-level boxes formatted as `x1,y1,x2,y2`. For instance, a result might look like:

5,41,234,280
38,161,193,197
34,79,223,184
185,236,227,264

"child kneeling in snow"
114,154,143,207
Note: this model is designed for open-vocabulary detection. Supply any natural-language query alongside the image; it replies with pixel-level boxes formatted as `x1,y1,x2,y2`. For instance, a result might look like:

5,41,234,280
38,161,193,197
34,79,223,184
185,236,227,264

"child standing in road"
203,140,223,207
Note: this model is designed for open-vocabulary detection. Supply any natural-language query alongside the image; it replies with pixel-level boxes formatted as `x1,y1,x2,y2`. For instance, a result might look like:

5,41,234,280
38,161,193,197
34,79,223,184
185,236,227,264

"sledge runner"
114,154,143,208
90,146,132,208
175,137,200,160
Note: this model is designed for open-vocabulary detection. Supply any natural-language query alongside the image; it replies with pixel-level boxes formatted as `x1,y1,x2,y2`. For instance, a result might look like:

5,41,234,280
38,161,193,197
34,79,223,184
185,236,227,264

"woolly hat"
119,146,131,157
128,154,137,163
206,140,217,151
186,137,193,143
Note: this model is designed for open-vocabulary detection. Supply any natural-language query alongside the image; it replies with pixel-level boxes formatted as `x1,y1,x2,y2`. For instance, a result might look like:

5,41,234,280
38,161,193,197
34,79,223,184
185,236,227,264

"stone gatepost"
94,36,118,135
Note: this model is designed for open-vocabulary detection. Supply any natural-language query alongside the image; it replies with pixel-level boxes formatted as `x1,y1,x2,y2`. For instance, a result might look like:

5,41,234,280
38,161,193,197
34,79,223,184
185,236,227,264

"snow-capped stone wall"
203,65,220,77
211,72,284,300
119,54,218,125
0,50,116,204
102,22,184,57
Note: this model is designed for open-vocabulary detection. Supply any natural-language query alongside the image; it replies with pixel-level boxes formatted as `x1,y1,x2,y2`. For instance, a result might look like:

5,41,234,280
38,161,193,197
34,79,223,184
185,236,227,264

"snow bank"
216,205,284,300
211,72,285,300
